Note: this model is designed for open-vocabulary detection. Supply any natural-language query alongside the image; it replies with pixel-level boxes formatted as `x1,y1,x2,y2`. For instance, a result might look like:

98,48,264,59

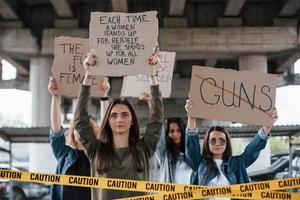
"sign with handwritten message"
88,11,158,76
188,66,278,126
52,37,105,97
121,51,176,98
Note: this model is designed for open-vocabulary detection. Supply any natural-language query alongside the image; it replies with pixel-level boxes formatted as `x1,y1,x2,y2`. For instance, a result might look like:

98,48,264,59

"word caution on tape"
0,169,299,200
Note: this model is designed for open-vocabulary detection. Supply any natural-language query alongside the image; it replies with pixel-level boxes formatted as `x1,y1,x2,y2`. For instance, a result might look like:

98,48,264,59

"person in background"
73,50,164,199
155,117,193,184
48,76,109,200
139,91,193,184
185,99,278,200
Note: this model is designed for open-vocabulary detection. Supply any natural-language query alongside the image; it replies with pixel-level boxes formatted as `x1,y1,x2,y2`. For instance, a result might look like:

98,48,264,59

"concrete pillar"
239,55,267,73
29,56,56,173
29,56,52,126
239,54,271,172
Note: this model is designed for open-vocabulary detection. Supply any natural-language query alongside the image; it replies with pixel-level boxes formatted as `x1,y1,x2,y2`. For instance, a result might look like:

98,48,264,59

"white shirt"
206,159,230,200
173,153,193,184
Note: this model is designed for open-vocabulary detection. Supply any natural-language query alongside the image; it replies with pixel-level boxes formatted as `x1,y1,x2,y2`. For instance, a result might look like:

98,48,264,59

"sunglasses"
209,137,226,146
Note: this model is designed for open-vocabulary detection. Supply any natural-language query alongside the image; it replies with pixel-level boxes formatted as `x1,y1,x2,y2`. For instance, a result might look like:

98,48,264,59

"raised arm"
48,77,61,133
139,92,166,158
141,50,164,157
73,51,99,159
48,77,70,160
239,108,278,167
99,77,110,126
185,99,201,171
155,126,167,159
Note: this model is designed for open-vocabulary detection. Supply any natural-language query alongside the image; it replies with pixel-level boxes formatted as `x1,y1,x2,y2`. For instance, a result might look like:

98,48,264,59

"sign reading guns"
188,66,278,126
52,36,105,97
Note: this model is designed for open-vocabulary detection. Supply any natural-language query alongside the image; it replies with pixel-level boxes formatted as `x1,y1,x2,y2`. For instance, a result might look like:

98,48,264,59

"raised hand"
82,49,97,85
185,99,194,113
83,50,97,73
139,92,150,104
185,99,197,130
270,108,279,125
100,77,110,96
263,108,279,135
148,47,161,85
148,53,160,65
48,76,58,95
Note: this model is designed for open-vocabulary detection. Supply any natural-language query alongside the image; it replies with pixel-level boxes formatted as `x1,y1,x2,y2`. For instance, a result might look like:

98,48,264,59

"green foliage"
270,136,289,154
231,138,242,155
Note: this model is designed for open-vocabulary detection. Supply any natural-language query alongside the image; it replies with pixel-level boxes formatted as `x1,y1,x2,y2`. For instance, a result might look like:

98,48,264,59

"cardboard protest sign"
52,37,106,97
88,11,158,76
121,51,176,98
188,66,278,126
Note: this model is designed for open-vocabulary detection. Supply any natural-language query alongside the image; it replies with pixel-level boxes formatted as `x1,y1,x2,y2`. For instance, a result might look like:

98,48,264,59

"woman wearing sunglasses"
184,99,278,198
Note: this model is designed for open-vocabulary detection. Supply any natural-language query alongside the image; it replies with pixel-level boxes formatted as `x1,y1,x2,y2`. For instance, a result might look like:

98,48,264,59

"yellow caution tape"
0,169,299,199
117,190,300,200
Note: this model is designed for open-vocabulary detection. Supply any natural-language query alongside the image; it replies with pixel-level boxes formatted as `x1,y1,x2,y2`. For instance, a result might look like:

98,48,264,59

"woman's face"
208,130,227,159
168,122,182,145
108,104,133,135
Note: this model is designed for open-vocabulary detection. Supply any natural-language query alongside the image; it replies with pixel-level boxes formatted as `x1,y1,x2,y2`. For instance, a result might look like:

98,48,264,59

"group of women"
48,50,278,200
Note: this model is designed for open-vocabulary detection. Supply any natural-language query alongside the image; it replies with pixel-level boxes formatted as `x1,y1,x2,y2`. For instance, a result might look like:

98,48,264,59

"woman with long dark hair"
73,51,163,199
153,117,192,184
184,99,278,199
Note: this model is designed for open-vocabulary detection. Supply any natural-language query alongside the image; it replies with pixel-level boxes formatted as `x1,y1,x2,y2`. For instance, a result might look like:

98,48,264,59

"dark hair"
95,98,144,174
165,118,186,163
202,126,232,178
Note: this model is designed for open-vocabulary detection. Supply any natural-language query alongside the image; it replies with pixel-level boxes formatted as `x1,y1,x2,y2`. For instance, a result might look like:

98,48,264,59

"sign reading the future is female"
88,11,158,77
52,36,105,97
